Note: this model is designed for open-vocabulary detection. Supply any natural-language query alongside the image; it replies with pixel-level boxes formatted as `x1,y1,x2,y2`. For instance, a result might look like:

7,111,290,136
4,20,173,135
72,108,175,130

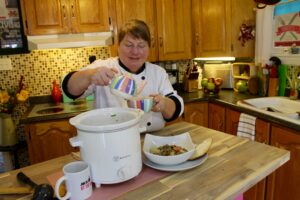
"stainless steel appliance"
202,63,234,89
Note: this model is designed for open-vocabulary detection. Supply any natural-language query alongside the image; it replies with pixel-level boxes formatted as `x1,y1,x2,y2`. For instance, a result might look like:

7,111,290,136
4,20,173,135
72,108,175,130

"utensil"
0,186,32,194
17,172,54,200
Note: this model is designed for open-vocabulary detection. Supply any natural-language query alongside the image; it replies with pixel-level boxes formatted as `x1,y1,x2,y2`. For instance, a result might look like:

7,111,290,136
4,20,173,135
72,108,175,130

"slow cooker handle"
69,136,83,147
139,126,147,133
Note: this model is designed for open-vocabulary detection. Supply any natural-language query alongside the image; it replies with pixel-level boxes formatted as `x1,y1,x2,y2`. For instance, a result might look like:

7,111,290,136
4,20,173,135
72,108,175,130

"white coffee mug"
55,161,92,200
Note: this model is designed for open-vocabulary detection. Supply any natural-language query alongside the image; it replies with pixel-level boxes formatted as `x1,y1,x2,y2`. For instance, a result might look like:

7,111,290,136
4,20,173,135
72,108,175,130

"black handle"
17,172,38,188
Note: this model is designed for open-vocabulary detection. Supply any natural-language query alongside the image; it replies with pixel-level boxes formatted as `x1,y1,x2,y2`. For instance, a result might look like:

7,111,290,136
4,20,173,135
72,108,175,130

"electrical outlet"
0,58,12,70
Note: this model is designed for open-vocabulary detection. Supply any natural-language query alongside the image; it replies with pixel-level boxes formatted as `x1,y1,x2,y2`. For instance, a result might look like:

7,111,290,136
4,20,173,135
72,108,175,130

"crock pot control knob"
117,167,130,180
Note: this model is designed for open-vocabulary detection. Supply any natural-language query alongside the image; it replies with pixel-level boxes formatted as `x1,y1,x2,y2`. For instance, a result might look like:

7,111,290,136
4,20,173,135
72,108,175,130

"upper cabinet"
114,0,158,61
156,0,192,61
21,0,110,35
192,0,255,58
112,0,192,62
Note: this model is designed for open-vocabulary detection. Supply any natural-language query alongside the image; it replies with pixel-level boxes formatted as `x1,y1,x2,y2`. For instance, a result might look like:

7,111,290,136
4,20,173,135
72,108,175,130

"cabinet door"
266,125,300,200
25,119,77,164
184,102,208,127
244,119,270,200
71,0,109,33
208,103,225,132
22,0,69,35
22,0,109,35
114,0,158,61
156,0,192,61
225,108,240,135
192,0,231,57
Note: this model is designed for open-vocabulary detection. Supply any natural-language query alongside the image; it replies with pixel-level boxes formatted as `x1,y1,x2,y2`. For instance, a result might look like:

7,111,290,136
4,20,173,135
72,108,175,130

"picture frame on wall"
0,0,29,55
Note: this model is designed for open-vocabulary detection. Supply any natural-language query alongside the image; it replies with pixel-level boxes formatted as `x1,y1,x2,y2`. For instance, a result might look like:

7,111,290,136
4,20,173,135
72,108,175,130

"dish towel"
237,113,256,141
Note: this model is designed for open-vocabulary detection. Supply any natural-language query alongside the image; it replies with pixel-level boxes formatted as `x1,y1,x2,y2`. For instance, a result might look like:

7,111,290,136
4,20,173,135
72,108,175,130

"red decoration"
238,24,255,46
51,80,62,103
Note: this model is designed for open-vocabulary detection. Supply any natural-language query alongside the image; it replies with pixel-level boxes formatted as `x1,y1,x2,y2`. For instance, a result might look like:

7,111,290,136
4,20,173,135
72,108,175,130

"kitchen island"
0,122,289,200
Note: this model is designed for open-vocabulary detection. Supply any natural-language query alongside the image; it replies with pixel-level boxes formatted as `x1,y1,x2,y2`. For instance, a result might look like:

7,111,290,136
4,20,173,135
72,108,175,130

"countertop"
0,122,290,200
20,89,300,131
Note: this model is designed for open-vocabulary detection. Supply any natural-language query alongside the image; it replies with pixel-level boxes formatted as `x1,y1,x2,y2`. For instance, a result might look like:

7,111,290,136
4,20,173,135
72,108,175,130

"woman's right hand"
90,67,119,86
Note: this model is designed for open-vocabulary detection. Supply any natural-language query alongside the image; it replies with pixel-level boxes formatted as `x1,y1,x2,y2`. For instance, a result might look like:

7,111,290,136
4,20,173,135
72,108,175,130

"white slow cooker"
69,107,145,187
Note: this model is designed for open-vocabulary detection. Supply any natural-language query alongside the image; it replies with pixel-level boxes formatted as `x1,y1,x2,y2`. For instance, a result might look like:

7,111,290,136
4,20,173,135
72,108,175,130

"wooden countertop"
0,122,290,200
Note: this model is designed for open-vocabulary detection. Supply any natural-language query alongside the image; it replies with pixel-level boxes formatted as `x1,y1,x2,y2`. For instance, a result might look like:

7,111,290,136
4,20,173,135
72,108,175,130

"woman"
62,19,183,132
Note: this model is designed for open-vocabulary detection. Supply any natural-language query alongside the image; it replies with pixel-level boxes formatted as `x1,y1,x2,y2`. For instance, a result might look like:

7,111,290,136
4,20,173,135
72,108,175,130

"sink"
237,97,300,125
36,107,64,114
28,101,94,118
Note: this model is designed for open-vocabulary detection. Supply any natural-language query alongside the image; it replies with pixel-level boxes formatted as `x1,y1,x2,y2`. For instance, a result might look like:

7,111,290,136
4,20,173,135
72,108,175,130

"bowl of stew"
143,132,195,165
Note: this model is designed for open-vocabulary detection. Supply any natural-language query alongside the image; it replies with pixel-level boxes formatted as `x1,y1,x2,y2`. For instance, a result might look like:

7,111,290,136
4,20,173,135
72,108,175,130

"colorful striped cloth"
237,113,256,141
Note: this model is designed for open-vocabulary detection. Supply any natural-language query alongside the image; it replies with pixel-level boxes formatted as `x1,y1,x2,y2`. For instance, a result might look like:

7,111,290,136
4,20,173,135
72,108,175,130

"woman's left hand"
151,94,176,119
151,94,166,112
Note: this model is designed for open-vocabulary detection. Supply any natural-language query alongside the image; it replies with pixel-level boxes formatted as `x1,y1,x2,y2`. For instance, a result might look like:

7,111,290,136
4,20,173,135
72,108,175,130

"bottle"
52,80,62,103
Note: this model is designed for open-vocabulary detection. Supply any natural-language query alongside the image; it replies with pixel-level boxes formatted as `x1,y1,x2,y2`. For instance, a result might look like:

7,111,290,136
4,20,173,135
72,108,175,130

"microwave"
202,63,234,89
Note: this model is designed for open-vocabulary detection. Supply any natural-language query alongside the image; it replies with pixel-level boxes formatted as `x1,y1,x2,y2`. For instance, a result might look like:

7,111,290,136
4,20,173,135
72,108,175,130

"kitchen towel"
47,165,170,200
237,113,256,141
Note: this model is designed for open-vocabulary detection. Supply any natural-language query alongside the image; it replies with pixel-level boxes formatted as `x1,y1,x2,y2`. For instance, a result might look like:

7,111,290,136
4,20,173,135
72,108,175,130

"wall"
0,46,111,96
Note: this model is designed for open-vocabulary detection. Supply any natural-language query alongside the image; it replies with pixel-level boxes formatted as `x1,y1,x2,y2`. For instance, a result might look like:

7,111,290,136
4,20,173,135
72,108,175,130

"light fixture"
193,57,236,61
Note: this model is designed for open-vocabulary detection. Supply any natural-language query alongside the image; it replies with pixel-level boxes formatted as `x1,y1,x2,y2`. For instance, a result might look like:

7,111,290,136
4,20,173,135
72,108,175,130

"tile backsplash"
0,46,111,96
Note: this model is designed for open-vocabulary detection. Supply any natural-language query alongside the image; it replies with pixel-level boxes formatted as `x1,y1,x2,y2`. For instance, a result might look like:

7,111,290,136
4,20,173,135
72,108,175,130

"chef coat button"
147,122,151,126
141,76,145,80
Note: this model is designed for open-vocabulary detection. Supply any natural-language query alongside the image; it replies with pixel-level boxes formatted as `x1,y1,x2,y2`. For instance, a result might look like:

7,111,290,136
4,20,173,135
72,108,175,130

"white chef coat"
63,57,184,132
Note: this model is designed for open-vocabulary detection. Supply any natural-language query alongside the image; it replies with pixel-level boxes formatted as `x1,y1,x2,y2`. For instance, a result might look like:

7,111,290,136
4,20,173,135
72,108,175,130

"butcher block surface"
0,122,289,200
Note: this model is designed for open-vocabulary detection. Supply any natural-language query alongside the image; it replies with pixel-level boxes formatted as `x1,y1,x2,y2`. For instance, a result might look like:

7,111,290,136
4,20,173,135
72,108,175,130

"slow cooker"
69,107,145,187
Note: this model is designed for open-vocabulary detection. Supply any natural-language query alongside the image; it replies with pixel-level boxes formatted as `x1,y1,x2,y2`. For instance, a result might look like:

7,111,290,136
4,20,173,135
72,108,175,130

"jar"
0,113,17,146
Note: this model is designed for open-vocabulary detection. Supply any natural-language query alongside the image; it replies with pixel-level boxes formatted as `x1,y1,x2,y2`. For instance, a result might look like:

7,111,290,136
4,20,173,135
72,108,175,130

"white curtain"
255,6,275,65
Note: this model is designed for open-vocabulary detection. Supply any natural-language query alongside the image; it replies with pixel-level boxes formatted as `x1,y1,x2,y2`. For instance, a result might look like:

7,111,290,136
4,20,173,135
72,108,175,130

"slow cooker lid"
70,107,143,132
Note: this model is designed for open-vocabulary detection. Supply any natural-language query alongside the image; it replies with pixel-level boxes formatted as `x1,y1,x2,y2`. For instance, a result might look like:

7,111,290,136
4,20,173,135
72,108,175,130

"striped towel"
237,113,256,141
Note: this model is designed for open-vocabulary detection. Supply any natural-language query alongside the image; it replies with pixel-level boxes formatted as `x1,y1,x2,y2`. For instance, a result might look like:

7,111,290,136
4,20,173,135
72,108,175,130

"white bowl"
143,132,195,166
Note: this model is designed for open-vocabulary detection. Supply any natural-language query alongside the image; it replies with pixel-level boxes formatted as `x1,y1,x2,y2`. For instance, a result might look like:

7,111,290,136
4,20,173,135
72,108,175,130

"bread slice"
188,138,212,160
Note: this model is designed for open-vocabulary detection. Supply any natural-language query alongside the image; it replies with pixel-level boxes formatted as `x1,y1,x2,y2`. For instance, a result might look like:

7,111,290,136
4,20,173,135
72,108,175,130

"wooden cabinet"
225,108,240,135
244,118,270,200
25,119,77,164
184,102,208,127
156,0,192,61
113,0,157,61
266,125,300,200
112,0,192,61
21,0,109,35
191,0,255,58
208,103,225,132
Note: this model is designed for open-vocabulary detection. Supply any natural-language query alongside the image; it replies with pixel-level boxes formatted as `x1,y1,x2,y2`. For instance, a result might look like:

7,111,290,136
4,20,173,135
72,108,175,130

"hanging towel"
237,113,256,141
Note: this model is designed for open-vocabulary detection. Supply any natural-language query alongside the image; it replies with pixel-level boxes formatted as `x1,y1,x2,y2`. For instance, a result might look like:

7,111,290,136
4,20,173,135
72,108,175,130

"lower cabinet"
266,125,300,200
225,108,240,135
184,102,208,127
25,119,77,164
208,103,225,131
243,118,270,200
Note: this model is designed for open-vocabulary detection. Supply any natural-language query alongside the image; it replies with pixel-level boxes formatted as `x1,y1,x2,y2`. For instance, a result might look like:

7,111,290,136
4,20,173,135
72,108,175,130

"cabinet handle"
151,37,155,48
71,4,75,18
62,5,67,19
159,37,163,47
